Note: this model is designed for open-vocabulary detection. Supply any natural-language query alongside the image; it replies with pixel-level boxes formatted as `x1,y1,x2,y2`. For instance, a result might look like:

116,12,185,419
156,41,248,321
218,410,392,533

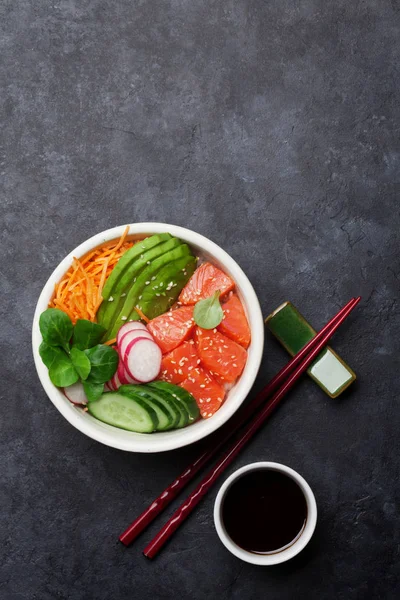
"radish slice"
117,359,139,385
124,337,162,383
109,371,122,391
117,321,148,346
120,329,153,364
113,373,122,391
63,382,89,405
104,382,112,392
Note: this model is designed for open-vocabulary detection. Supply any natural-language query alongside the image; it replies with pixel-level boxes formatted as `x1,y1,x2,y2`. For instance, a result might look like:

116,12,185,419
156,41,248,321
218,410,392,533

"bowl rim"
32,223,264,453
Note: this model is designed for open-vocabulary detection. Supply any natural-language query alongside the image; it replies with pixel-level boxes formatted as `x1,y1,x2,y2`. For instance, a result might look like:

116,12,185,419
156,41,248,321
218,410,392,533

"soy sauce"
222,470,307,554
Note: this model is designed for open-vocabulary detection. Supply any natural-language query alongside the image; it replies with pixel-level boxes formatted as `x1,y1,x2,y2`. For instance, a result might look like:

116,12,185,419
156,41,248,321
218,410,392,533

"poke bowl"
32,223,264,452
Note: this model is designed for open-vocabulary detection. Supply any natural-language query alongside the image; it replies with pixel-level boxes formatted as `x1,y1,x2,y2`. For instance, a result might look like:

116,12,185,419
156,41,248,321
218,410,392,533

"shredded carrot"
134,306,150,323
104,338,117,346
48,227,139,324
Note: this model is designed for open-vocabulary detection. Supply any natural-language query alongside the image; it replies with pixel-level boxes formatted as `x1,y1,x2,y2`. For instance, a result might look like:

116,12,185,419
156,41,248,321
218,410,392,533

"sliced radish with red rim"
124,337,162,383
117,321,148,346
117,359,139,385
120,329,153,364
63,382,89,405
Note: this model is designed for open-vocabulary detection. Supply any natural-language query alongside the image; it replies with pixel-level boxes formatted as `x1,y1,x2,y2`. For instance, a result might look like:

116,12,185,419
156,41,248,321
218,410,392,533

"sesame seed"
200,384,206,388
206,398,211,402
121,316,127,321
108,296,114,302
188,366,193,371
170,360,176,364
213,329,217,333
233,363,237,367
208,412,213,417
138,295,142,300
159,282,163,287
178,369,183,375
197,359,201,364
199,399,203,403
147,261,151,264
156,293,160,297
145,281,150,285
140,254,144,259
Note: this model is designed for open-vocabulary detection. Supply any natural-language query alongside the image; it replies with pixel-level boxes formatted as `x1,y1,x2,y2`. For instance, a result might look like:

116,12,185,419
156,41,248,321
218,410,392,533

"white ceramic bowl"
214,462,317,565
32,223,264,453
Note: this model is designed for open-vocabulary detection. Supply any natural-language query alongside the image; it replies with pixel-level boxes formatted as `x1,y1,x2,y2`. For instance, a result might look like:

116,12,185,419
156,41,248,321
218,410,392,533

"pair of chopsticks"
119,296,361,558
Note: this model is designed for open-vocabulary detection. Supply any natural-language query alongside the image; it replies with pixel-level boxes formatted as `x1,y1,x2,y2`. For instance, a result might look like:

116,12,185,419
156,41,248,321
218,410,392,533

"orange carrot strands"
112,225,129,252
104,338,117,346
134,306,150,324
48,233,138,324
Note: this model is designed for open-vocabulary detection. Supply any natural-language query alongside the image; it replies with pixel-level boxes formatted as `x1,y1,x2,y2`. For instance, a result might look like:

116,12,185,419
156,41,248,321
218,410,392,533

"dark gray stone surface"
1,0,400,598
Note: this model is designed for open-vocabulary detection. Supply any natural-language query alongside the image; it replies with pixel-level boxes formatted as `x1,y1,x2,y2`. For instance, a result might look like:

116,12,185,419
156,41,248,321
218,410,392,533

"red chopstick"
143,297,361,558
119,297,359,547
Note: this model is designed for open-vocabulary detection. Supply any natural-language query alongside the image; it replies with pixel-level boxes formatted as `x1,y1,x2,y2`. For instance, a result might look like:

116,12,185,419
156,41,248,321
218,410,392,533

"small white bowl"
32,223,264,453
214,462,317,565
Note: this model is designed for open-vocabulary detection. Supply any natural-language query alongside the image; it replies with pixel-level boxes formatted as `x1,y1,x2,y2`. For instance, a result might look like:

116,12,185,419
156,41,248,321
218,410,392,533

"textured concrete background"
1,1,400,598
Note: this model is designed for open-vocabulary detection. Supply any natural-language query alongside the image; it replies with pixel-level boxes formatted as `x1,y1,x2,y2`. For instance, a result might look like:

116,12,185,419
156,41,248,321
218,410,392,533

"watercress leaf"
39,308,73,352
39,342,67,370
72,319,106,350
49,355,79,387
70,346,91,380
84,344,118,383
82,380,104,403
193,290,224,329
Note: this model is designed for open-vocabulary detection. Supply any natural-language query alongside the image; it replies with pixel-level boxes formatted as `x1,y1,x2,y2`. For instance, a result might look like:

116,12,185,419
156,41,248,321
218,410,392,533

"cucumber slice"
148,381,200,423
132,386,183,429
88,392,158,433
145,382,190,428
119,385,173,431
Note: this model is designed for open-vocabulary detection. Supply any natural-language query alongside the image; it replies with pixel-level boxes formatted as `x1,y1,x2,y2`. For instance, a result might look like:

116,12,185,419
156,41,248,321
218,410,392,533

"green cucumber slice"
127,385,182,429
145,382,190,428
119,386,173,431
88,392,158,433
148,381,200,423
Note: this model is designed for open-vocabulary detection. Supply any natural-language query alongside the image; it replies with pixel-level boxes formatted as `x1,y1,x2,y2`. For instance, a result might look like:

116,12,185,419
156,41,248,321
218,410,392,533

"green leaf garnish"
39,342,66,370
193,290,224,329
70,346,91,380
82,380,104,402
84,344,119,383
72,319,106,350
39,308,73,352
49,355,79,387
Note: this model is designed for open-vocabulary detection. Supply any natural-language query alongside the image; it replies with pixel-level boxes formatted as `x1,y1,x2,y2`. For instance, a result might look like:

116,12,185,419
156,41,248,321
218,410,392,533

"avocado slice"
101,233,171,300
98,237,183,330
105,244,192,339
137,255,196,320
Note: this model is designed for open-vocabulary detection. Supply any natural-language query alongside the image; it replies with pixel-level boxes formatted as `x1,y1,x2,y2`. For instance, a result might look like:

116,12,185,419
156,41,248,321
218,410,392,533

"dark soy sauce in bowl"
221,469,308,554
